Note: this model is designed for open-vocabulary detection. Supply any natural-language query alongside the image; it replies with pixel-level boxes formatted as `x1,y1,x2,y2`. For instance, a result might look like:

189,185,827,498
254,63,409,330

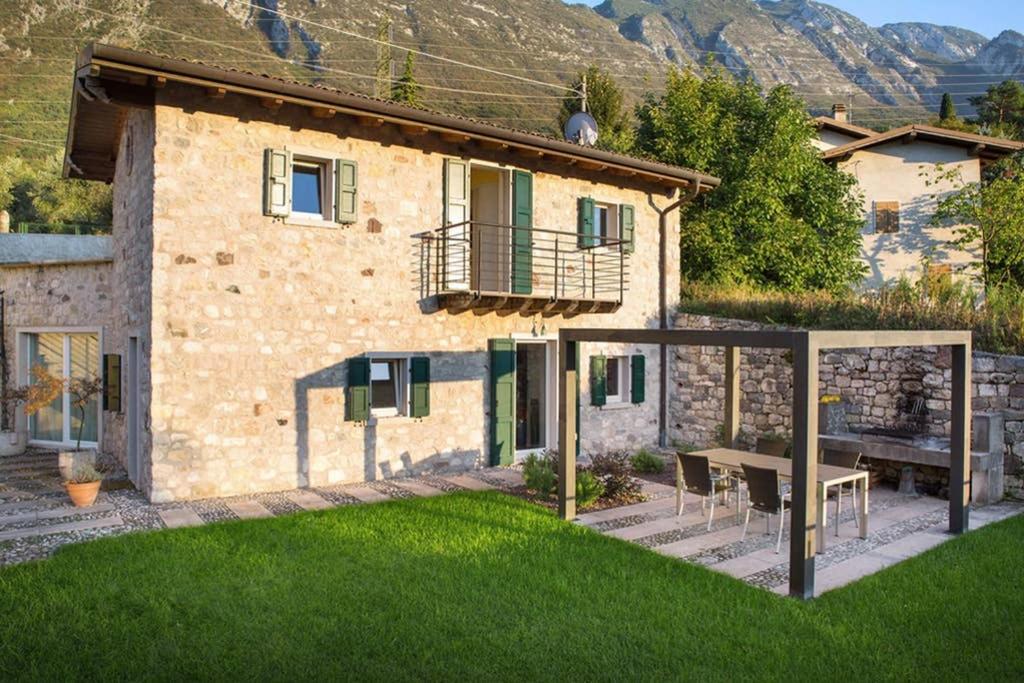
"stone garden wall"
670,313,1024,497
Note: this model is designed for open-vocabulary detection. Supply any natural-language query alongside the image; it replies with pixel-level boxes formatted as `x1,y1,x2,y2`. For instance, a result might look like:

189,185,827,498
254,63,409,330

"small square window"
292,160,326,216
591,202,620,247
370,358,406,417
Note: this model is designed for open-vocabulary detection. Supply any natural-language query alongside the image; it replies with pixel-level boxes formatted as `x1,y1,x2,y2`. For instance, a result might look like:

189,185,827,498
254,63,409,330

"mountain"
0,0,1021,158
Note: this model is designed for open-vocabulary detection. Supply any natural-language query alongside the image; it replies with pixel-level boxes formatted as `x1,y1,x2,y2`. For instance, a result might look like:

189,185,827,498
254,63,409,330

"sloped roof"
0,234,112,267
812,116,875,140
63,44,720,191
821,123,1024,162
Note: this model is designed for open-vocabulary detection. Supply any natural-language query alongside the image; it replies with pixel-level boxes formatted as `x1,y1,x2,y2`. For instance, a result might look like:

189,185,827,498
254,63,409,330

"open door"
443,158,471,290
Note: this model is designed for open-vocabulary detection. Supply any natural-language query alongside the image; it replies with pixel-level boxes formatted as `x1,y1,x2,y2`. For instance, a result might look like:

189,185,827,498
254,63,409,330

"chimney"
832,103,848,123
0,210,9,233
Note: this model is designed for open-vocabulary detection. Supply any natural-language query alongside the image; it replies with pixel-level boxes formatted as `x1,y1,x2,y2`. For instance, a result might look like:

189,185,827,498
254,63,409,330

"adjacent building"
815,104,1023,289
0,45,718,502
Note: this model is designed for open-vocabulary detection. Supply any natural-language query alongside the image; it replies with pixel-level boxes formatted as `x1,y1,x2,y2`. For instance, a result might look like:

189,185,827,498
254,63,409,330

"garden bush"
522,453,556,499
590,451,642,501
575,470,605,509
630,448,664,474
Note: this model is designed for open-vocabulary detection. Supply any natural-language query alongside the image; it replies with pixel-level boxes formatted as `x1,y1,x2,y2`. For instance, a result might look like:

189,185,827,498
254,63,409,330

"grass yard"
0,492,1022,681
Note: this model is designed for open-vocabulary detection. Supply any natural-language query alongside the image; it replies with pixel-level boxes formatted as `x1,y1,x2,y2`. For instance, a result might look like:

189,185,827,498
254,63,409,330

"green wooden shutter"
590,354,607,407
346,357,370,422
263,148,292,217
443,158,470,225
489,339,516,466
335,159,358,224
577,196,596,248
619,204,635,253
409,356,430,418
511,170,533,294
102,354,121,413
630,354,646,404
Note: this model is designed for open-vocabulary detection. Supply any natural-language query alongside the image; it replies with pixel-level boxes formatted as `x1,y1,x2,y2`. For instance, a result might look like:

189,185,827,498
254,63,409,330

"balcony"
416,221,629,316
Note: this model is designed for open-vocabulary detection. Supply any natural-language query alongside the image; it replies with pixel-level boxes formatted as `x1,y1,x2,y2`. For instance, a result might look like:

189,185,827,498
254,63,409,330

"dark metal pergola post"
556,328,971,600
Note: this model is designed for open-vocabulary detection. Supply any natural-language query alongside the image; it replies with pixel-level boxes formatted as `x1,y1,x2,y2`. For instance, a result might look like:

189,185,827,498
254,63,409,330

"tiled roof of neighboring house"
0,234,113,267
820,124,1024,162
812,116,876,139
64,44,720,191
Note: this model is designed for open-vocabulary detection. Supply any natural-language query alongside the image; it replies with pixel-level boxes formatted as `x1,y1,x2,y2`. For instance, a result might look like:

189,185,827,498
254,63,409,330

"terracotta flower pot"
65,480,101,508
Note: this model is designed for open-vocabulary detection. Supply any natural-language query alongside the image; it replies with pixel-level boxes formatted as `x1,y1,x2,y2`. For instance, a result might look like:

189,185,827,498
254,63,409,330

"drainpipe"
649,181,702,448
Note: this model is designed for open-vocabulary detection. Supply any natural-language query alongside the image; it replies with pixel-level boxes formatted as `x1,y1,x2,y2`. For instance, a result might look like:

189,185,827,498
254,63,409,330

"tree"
390,52,421,107
556,65,634,153
634,66,865,292
968,80,1024,139
929,154,1024,290
939,92,957,121
0,153,111,228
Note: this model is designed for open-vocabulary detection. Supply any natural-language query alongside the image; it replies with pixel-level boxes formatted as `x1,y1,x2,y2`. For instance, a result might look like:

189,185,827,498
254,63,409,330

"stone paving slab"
0,514,123,541
482,469,525,487
390,479,445,498
344,487,391,504
288,490,334,510
158,508,205,529
0,502,116,526
443,475,496,491
225,499,273,520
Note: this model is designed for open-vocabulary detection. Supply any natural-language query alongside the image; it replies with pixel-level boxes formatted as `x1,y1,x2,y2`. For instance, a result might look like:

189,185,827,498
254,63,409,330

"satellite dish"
564,111,599,146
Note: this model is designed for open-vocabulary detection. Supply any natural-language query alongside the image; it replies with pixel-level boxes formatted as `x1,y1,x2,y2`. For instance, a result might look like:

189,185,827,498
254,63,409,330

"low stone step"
288,490,333,510
224,499,273,520
157,507,205,529
345,486,391,504
482,468,525,487
0,502,115,527
390,479,445,498
443,475,495,491
0,514,123,541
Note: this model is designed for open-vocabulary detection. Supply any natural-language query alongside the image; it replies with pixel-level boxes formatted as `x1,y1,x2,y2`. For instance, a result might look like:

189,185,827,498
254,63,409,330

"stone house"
814,104,1024,289
0,44,718,502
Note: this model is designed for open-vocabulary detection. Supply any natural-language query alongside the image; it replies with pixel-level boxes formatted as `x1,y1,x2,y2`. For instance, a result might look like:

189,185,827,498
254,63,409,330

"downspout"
649,181,702,448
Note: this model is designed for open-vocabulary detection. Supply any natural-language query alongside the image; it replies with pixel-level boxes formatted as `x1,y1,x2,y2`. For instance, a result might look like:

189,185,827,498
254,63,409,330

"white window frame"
289,155,335,223
604,355,630,404
366,354,412,419
16,327,104,449
592,200,620,249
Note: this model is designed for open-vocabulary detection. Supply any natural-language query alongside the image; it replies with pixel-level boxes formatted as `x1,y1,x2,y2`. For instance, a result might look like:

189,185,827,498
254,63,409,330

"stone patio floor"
577,483,1024,597
2,449,1021,597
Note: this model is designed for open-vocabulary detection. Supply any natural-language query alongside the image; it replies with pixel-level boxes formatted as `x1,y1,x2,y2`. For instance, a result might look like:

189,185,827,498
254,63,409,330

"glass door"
26,332,100,446
515,342,547,453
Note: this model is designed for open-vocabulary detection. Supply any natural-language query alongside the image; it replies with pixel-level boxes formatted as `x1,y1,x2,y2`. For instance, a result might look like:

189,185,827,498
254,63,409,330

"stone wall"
670,313,1024,496
139,84,677,501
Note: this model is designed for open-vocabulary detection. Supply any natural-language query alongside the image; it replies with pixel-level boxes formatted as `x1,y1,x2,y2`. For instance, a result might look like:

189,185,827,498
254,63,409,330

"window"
24,332,100,445
593,202,619,246
291,160,326,216
874,201,900,234
605,356,629,403
370,358,406,417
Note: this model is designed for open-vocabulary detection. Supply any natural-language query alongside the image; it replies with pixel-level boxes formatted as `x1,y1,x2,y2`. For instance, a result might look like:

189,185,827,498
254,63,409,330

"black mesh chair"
822,449,863,536
740,463,791,553
676,453,738,530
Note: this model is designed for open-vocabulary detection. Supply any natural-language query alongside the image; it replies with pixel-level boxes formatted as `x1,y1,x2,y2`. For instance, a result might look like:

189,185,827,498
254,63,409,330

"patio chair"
676,453,739,530
755,437,790,459
822,449,862,536
740,463,790,554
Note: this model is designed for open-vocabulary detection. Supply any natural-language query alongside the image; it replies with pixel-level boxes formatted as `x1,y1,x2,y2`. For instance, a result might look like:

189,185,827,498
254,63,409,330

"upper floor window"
291,159,328,218
263,148,358,224
874,201,900,234
578,197,635,252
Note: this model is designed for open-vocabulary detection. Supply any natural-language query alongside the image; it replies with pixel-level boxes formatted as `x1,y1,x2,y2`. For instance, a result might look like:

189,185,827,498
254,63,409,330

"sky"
563,1,1023,39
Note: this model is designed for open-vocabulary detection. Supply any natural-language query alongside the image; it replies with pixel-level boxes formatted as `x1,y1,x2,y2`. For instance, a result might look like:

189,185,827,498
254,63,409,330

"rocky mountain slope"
0,0,1020,158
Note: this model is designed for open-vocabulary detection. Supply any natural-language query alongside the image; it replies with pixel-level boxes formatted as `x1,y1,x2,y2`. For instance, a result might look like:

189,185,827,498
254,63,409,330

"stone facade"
32,83,679,502
670,312,1024,497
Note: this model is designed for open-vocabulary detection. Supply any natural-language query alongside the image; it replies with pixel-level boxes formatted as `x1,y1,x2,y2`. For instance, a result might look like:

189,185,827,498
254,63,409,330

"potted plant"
819,394,848,435
64,463,104,507
60,373,105,481
0,385,29,457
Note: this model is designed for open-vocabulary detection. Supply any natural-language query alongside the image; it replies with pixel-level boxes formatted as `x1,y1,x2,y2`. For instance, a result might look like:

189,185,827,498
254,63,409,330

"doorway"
126,337,140,485
470,164,511,293
515,340,555,457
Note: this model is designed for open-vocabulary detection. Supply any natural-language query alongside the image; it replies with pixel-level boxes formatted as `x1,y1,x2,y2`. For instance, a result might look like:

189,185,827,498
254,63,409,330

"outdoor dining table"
681,448,869,553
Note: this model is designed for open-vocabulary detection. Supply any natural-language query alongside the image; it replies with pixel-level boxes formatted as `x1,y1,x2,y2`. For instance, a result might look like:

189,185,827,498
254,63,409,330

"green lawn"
0,492,1021,681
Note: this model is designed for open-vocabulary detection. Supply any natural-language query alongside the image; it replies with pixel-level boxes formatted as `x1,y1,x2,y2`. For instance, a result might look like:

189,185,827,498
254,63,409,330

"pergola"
557,328,972,600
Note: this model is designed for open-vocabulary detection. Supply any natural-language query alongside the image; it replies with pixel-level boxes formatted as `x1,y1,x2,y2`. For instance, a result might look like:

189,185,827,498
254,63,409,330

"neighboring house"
814,104,1024,289
0,45,718,502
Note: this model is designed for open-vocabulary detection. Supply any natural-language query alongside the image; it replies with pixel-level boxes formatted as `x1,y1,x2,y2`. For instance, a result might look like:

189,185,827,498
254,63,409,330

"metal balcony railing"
415,221,630,307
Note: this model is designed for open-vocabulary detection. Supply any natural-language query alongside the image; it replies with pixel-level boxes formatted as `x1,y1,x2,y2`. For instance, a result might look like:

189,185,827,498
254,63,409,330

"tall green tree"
929,154,1024,290
968,80,1024,139
939,92,957,121
0,153,111,228
390,52,421,107
557,65,634,153
634,67,865,292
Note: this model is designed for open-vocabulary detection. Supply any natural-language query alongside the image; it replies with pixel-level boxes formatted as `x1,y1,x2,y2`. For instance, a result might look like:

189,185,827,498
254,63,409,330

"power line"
0,132,63,148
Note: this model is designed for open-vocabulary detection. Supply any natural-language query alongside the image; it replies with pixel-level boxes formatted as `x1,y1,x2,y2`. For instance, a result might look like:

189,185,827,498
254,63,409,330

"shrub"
575,470,605,509
590,451,642,501
630,448,664,474
522,452,557,499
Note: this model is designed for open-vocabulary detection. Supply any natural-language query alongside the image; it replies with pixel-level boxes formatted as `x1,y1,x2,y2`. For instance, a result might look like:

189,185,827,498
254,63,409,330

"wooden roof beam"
310,106,337,119
357,115,384,127
206,86,227,99
261,97,284,110
441,132,471,143
400,124,429,136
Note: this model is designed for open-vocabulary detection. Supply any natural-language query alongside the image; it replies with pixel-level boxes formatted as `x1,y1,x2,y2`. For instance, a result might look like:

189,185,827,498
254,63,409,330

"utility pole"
374,17,393,99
